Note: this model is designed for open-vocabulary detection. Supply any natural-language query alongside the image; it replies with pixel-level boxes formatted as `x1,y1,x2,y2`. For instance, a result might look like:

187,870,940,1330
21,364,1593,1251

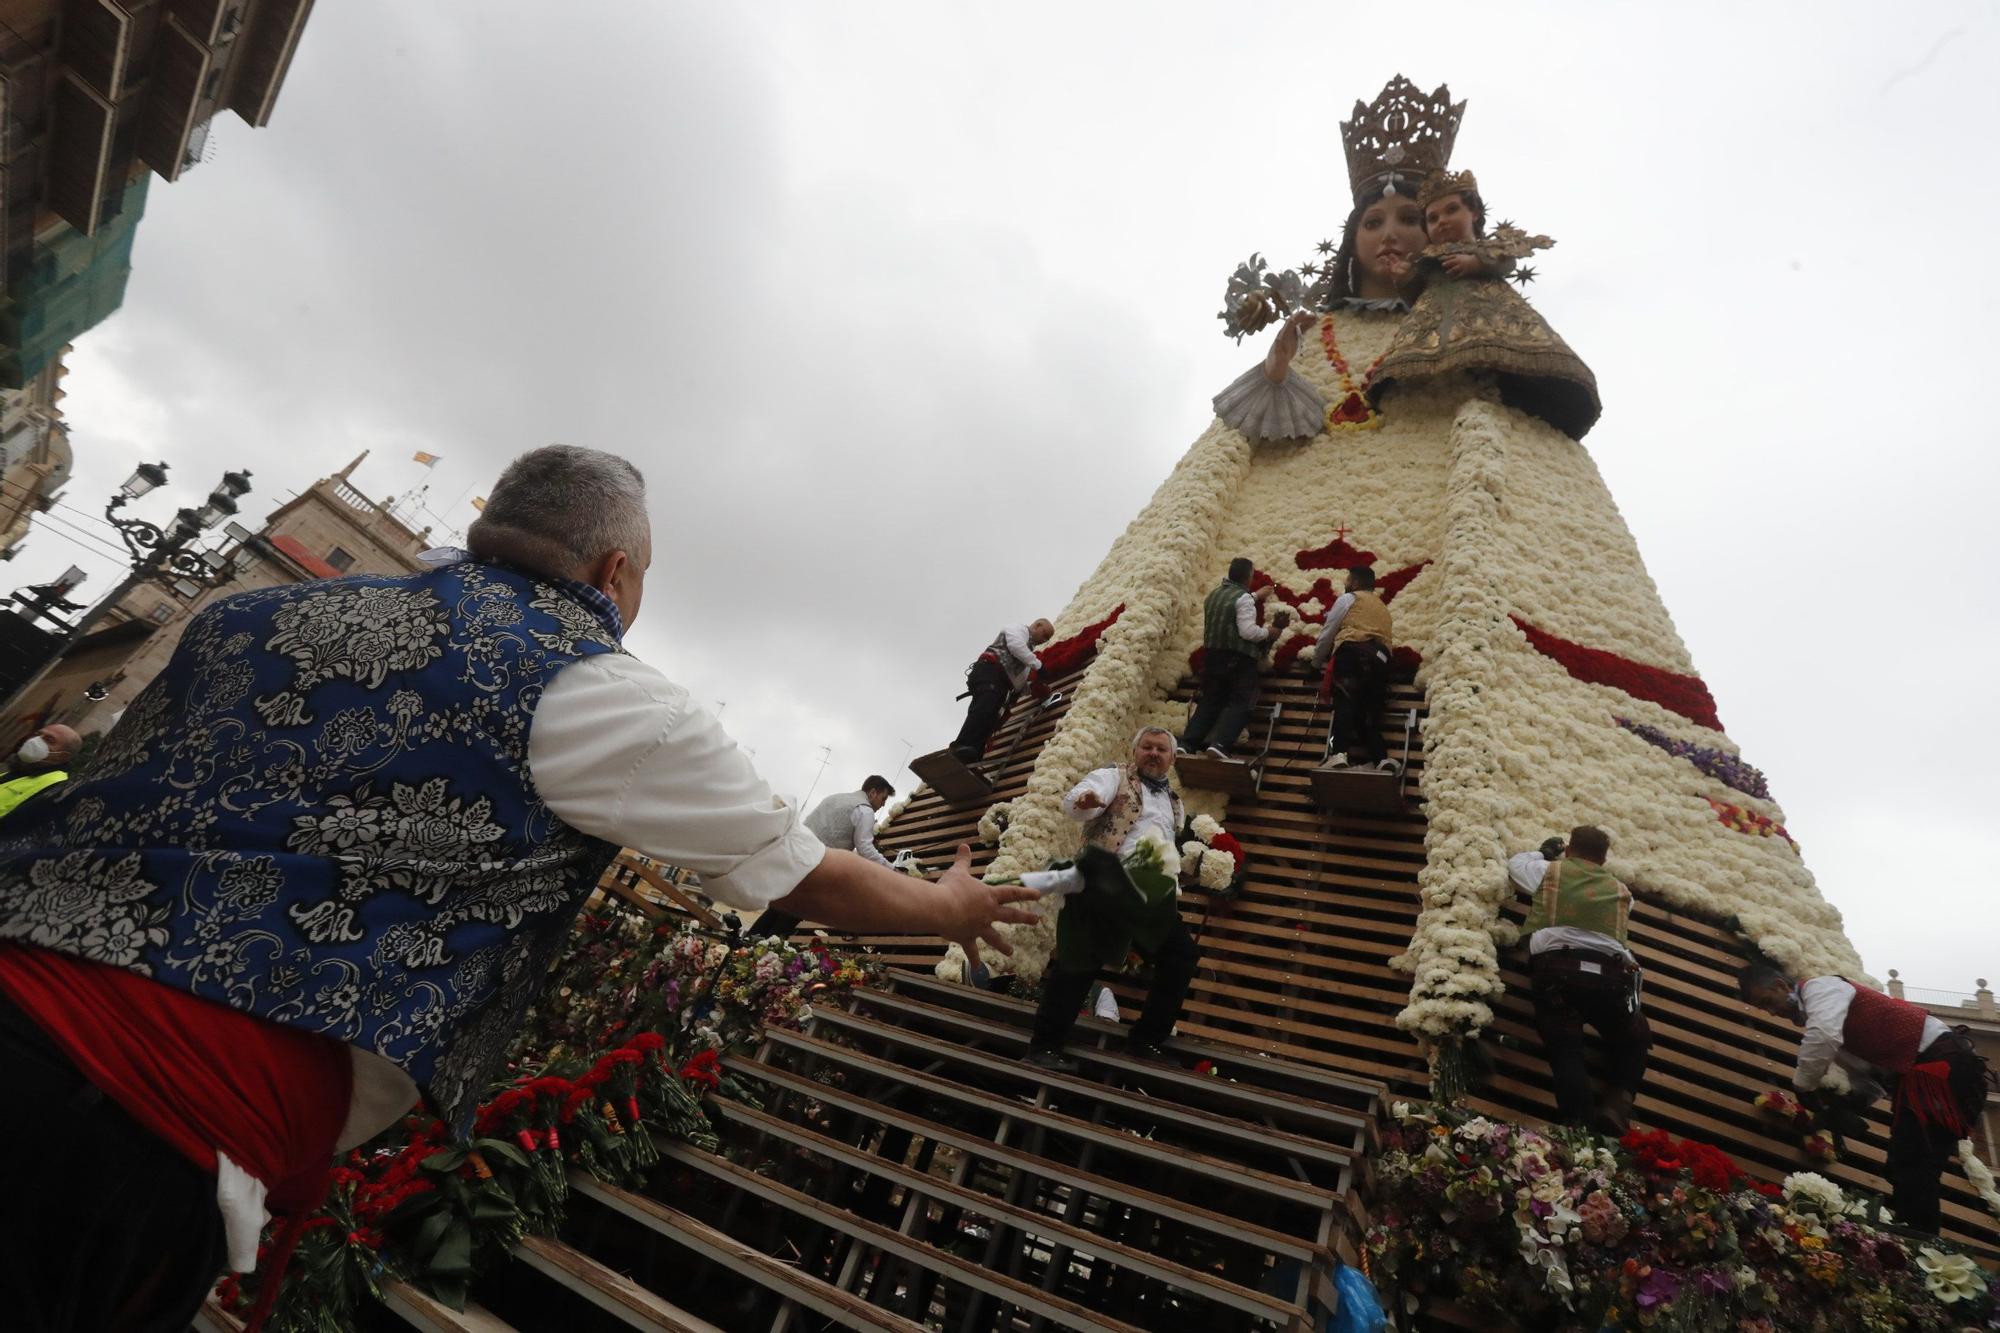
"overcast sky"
18,2,1998,993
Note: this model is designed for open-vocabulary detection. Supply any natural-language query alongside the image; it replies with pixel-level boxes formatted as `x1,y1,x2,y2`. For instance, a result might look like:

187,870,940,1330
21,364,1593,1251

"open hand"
1070,789,1105,812
934,843,1041,958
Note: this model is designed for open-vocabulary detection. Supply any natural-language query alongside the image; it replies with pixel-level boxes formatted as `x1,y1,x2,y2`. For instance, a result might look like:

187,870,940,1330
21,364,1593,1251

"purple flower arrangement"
1616,717,1771,800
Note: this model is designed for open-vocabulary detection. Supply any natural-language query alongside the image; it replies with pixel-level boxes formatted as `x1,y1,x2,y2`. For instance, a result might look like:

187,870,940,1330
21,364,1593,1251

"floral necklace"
1320,315,1387,432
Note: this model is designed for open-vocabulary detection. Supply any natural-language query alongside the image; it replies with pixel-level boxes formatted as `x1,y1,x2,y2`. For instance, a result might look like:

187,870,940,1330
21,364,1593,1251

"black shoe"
949,745,980,764
1125,1039,1174,1064
1023,1048,1079,1074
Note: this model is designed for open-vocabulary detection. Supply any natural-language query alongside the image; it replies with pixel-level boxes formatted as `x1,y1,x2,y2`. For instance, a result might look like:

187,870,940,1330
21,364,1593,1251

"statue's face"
1355,195,1426,277
1424,192,1477,244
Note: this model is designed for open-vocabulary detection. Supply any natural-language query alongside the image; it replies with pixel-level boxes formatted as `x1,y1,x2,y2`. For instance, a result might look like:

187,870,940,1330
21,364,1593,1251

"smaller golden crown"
1417,169,1480,210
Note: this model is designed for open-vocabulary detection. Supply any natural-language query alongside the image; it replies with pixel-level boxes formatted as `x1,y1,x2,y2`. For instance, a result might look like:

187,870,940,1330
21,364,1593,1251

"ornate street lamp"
0,466,258,715
118,461,170,501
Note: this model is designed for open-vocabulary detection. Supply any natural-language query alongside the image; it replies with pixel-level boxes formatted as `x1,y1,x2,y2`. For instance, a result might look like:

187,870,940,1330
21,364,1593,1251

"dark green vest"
1203,581,1259,660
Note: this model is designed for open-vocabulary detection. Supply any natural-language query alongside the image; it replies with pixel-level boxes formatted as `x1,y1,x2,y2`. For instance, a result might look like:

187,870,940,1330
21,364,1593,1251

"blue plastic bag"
1325,1262,1387,1333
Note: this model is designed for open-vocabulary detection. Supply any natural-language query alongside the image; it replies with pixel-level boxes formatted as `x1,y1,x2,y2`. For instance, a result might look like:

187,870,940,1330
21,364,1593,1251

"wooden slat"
723,1051,1325,1262
513,1234,726,1332
659,1143,1152,1333
570,1175,929,1332
709,1101,1303,1324
758,1027,1341,1209
807,1004,1359,1175
380,1282,520,1333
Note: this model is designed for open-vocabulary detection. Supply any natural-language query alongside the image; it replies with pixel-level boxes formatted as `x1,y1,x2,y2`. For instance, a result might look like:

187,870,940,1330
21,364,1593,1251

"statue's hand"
1264,310,1318,382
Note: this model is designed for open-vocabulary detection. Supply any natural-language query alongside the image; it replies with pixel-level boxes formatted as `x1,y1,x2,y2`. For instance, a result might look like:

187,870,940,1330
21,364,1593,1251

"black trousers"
0,991,228,1332
1030,918,1200,1053
1329,640,1390,763
754,907,803,940
951,658,1012,757
1182,651,1261,754
1883,1040,1990,1235
1529,951,1650,1127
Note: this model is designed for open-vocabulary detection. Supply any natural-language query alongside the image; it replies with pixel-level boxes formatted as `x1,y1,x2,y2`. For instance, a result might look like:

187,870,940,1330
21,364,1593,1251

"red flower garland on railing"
1511,615,1723,731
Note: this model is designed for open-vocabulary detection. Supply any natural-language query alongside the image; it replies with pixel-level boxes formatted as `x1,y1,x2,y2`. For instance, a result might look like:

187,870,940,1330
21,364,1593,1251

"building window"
148,603,174,624
325,546,356,572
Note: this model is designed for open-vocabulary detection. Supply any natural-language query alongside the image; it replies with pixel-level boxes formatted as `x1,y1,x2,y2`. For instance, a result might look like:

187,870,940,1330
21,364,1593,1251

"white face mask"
16,737,49,764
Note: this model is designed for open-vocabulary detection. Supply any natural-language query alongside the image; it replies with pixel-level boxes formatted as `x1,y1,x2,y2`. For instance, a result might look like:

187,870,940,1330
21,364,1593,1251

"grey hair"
1132,725,1175,750
466,445,649,580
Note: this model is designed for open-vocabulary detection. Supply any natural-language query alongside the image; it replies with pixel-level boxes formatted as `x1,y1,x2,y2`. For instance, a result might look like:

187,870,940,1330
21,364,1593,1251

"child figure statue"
1369,169,1602,439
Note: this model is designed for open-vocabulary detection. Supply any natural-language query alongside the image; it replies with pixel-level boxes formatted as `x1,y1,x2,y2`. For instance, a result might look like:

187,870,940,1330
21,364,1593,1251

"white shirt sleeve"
1507,851,1548,895
849,802,890,865
527,655,827,910
1312,593,1355,668
1794,976,1855,1092
1234,593,1271,642
1062,766,1122,822
1001,623,1042,672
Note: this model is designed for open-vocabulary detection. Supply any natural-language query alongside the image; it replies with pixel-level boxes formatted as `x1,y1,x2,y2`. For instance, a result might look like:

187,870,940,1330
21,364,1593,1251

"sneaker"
1023,1048,1079,1074
1203,745,1230,761
1093,987,1122,1021
1325,752,1351,769
1125,1039,1174,1064
1377,758,1402,774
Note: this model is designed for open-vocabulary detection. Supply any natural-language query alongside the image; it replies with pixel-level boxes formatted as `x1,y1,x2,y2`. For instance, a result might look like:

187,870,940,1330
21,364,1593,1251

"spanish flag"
412,451,441,467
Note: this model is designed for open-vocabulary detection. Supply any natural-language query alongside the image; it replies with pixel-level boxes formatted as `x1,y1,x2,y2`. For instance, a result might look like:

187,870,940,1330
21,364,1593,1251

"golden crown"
1417,168,1480,210
1340,76,1465,202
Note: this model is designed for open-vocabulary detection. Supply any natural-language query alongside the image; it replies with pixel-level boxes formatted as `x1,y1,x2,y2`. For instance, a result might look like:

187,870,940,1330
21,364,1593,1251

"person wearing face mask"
0,445,1040,1332
1024,726,1200,1070
0,724,80,819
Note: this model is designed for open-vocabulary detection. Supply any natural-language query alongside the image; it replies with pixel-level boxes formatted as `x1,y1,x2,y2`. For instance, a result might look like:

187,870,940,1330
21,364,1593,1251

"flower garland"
216,912,871,1330
1708,796,1798,850
1365,1102,1995,1330
1320,315,1387,431
1513,615,1723,731
1959,1142,2000,1227
1616,716,1770,800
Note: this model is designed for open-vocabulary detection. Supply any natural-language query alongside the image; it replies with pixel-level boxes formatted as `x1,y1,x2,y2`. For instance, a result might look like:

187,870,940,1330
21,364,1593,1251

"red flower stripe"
1511,615,1722,731
1038,604,1123,679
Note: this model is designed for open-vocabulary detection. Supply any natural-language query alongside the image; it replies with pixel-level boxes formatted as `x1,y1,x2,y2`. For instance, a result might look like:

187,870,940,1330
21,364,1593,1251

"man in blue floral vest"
0,445,1038,1331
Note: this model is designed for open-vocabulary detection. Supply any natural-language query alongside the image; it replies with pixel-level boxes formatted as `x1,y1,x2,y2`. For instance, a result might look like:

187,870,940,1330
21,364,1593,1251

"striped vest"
1522,857,1631,945
1202,581,1259,660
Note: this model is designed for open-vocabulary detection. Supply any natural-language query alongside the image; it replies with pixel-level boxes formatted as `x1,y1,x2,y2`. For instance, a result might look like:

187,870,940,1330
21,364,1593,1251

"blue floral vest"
0,562,623,1133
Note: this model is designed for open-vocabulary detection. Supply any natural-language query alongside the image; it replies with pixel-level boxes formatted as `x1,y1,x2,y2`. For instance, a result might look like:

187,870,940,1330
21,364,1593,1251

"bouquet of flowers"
1363,1102,1997,1330
1180,813,1246,897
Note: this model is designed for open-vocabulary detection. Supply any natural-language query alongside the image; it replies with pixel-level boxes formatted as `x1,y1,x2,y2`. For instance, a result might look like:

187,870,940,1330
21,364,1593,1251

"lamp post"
0,462,254,718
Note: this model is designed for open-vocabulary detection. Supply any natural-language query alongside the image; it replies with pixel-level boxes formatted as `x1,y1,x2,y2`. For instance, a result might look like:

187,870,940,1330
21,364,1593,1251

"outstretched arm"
770,844,1041,959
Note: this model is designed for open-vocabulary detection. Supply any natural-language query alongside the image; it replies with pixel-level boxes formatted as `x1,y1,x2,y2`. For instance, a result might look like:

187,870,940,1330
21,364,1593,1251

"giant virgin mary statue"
945,76,1865,1073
